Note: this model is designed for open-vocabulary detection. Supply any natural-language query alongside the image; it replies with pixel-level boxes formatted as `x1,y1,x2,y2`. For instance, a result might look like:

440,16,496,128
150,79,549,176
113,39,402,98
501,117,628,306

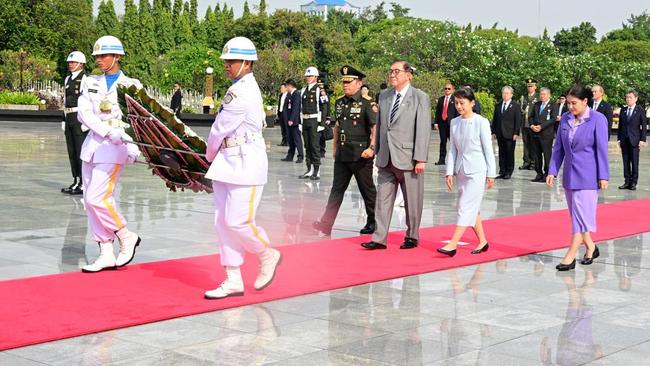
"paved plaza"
1,121,650,365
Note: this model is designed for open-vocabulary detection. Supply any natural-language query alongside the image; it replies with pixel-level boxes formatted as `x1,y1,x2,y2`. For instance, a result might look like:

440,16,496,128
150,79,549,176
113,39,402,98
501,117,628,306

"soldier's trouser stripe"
103,164,124,230
247,186,270,247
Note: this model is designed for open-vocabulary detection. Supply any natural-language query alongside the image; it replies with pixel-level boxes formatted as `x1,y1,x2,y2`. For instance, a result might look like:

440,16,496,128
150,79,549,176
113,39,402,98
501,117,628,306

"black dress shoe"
555,259,576,271
61,179,77,194
280,157,293,162
495,175,504,179
471,243,489,254
400,237,418,249
618,183,630,189
518,165,529,170
312,220,332,235
69,186,84,195
434,161,445,166
580,246,600,265
359,222,376,234
361,241,386,250
531,176,544,183
437,247,456,257
295,158,303,164
526,166,534,170
629,184,637,190
503,174,512,179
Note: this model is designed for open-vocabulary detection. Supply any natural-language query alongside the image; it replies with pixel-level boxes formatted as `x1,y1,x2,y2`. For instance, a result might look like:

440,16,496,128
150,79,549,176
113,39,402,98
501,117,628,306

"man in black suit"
276,83,288,146
281,79,304,163
529,87,558,182
617,89,648,190
591,84,614,140
170,82,182,118
433,82,456,165
491,85,521,179
554,94,568,135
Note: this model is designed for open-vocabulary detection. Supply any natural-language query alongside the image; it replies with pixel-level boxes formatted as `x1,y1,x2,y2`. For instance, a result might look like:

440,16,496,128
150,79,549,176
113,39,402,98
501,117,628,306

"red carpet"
2,198,649,350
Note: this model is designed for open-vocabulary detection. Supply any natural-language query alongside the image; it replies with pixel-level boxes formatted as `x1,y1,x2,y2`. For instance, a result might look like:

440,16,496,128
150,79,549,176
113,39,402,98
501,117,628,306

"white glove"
126,141,140,164
80,123,89,132
317,126,325,132
108,128,125,145
61,121,66,132
298,124,303,132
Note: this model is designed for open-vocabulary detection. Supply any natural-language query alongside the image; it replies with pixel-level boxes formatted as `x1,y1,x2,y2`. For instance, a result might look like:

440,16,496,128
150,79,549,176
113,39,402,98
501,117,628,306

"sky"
103,0,648,38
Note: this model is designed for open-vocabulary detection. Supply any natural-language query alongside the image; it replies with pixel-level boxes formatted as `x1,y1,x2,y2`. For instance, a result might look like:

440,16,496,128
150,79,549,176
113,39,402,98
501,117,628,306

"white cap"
66,51,86,64
220,37,257,61
92,35,125,56
304,66,319,77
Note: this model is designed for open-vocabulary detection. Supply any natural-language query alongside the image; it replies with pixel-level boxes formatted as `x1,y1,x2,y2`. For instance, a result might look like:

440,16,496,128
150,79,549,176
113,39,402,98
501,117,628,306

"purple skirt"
565,189,598,233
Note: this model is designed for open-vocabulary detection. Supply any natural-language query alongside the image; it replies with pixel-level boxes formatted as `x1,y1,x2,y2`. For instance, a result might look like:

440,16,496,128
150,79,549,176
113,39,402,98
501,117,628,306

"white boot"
205,266,245,299
254,248,282,290
82,242,117,273
115,227,141,267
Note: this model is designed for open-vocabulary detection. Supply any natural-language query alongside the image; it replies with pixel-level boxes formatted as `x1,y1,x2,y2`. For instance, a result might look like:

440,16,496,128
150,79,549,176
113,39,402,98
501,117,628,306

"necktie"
390,93,401,124
442,96,448,120
628,107,633,118
593,101,599,110
540,103,545,114
502,102,507,113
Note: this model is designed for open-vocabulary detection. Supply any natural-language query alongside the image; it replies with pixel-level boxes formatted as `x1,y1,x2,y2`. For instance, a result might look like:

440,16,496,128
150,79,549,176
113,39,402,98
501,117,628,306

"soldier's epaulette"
362,95,373,101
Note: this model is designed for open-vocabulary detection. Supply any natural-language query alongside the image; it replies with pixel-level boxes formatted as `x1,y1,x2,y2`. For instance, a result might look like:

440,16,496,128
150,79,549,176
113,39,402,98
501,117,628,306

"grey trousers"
371,162,425,244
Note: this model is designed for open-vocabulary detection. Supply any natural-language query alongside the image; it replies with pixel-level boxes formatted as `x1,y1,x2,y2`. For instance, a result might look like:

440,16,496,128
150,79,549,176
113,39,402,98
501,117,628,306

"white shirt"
279,92,287,112
392,83,410,109
205,72,268,186
593,99,601,110
502,100,511,111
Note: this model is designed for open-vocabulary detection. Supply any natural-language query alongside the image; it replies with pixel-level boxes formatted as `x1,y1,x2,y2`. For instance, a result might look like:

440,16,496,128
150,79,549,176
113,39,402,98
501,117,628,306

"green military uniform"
313,65,377,235
62,70,88,194
519,78,539,169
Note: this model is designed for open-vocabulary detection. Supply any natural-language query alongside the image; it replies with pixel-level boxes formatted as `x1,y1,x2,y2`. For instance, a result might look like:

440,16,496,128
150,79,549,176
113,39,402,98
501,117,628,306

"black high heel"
471,243,489,254
580,246,600,265
556,259,576,271
437,247,456,257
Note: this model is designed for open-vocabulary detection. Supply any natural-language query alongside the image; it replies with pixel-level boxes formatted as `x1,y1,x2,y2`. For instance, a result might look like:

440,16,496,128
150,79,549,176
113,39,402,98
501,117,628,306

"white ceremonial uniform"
77,72,142,243
446,114,496,226
205,72,271,267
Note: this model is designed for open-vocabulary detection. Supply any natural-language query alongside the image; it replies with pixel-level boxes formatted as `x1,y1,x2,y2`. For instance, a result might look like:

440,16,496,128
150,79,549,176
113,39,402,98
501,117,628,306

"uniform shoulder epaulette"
362,95,372,101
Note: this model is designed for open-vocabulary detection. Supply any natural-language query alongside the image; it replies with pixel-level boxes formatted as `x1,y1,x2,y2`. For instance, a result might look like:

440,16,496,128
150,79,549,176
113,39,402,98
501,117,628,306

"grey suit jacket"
375,85,432,170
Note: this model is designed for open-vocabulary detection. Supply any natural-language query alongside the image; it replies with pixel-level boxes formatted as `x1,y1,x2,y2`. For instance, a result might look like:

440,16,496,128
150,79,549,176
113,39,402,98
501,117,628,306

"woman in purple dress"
546,85,609,271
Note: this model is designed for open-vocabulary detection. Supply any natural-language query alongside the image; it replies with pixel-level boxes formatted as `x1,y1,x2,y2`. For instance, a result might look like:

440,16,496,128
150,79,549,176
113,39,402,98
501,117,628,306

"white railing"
145,88,205,113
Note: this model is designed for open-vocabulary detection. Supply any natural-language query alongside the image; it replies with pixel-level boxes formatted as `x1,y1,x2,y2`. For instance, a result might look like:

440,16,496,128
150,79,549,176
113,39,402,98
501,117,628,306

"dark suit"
491,100,521,176
170,89,182,118
618,105,648,185
434,94,457,163
591,100,614,140
554,103,568,134
285,90,304,160
529,101,558,177
277,92,288,145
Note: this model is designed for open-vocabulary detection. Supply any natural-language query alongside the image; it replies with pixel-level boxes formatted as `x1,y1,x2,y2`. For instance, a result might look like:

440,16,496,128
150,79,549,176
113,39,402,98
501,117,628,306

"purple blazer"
548,108,609,190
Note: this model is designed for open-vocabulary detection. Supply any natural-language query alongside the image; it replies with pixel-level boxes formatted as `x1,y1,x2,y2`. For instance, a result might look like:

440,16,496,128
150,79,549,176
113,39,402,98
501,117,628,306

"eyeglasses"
388,69,406,76
444,87,452,90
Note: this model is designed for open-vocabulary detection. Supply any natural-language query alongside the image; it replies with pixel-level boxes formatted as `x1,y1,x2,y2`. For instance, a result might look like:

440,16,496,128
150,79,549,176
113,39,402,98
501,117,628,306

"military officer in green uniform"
61,51,89,195
519,78,539,170
313,65,377,236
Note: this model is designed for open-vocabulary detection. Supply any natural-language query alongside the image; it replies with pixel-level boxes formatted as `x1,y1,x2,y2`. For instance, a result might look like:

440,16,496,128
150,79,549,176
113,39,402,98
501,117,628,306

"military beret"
526,78,537,85
340,65,366,82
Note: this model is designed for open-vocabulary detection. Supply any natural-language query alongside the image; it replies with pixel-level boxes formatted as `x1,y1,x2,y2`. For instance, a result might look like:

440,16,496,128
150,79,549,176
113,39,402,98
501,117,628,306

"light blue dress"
446,114,497,226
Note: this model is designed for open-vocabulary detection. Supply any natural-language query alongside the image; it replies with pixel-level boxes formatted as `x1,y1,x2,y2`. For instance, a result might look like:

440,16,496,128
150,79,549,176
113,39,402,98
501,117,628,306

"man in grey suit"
361,61,432,250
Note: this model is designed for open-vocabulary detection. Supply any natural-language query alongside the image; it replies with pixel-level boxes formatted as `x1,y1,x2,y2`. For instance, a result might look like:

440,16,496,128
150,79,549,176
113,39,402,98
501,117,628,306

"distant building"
300,0,361,20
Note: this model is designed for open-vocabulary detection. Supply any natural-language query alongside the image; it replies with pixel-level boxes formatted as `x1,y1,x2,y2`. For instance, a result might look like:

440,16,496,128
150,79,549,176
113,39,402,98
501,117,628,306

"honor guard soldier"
313,65,377,236
299,66,326,180
318,75,330,158
77,35,142,273
519,78,539,170
61,51,88,195
204,37,281,300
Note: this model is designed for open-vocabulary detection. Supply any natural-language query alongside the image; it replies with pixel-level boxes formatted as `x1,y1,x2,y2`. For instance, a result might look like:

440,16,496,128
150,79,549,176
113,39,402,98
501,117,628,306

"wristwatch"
369,145,375,150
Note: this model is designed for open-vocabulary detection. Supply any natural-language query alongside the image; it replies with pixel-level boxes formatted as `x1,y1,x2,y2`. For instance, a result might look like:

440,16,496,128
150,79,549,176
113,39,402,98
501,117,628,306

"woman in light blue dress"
438,87,497,257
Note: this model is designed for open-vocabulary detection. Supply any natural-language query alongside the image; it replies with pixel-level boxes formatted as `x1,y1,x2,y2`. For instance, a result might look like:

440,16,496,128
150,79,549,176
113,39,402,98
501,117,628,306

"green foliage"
0,51,59,89
553,22,597,55
604,11,650,41
587,40,650,62
149,45,226,93
474,91,495,120
254,45,313,96
0,91,41,105
96,0,120,37
153,0,175,54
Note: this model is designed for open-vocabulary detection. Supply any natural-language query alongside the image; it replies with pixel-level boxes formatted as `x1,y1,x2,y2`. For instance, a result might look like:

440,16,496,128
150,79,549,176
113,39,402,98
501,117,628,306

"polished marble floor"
1,121,650,365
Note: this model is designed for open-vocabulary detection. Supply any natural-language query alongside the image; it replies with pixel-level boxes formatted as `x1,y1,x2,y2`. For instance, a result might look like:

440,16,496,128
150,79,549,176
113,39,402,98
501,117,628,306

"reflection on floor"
1,122,650,364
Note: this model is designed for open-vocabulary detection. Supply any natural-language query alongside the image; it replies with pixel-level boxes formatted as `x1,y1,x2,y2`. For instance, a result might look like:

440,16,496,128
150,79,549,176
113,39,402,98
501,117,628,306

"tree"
0,1,35,52
259,0,267,16
189,0,198,26
389,2,410,18
175,3,193,46
242,1,251,19
153,0,175,54
172,0,182,22
133,0,158,83
605,11,650,41
553,21,596,55
120,0,139,63
96,0,120,37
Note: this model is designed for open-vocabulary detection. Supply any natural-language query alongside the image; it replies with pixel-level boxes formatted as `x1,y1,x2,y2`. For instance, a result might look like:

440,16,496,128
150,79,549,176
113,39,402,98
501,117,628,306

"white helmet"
66,51,86,64
304,66,319,77
220,37,257,61
92,35,125,56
